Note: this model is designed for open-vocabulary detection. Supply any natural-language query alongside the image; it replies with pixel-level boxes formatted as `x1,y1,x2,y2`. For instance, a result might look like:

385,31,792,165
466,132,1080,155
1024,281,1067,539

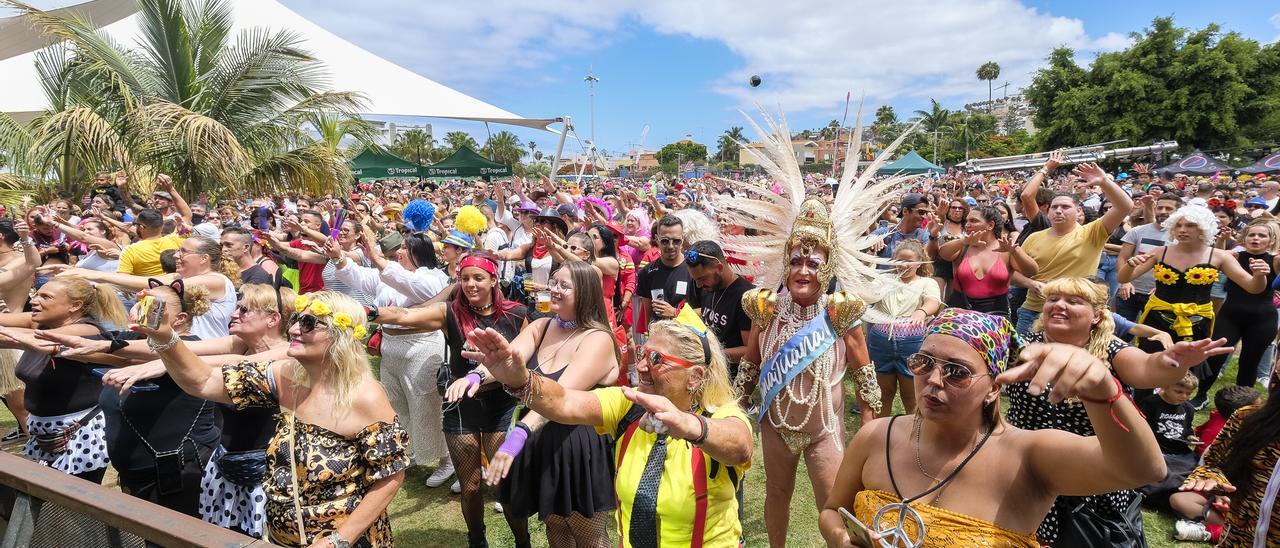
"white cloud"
1270,13,1280,44
288,0,1129,115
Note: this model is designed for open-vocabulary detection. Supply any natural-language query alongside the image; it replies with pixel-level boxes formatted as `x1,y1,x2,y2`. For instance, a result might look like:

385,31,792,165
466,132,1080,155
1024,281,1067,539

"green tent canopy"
425,146,512,178
350,148,424,179
875,150,944,175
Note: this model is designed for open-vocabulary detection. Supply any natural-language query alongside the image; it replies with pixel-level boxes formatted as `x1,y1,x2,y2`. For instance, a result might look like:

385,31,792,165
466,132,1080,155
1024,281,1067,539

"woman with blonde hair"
466,318,753,547
136,290,409,547
1198,219,1280,402
61,235,239,339
0,276,127,483
1005,276,1232,545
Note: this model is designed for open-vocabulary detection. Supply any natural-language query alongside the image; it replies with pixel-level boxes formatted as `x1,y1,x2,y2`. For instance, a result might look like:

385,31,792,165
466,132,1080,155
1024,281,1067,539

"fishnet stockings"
446,432,532,547
544,512,610,548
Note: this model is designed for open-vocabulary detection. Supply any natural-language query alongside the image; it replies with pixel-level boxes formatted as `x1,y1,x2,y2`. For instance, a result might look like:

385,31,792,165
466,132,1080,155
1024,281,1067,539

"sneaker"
451,479,462,494
1173,519,1212,542
1,428,28,443
425,461,455,488
1190,395,1209,411
494,502,504,513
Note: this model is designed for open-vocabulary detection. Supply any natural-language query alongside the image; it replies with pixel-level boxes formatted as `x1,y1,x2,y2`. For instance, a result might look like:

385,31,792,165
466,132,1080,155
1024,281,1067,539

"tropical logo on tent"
428,168,461,176
1179,155,1209,169
480,167,504,175
387,167,419,176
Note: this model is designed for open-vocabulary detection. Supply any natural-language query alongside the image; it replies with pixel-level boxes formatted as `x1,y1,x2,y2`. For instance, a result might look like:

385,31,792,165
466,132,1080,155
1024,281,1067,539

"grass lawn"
0,357,1259,546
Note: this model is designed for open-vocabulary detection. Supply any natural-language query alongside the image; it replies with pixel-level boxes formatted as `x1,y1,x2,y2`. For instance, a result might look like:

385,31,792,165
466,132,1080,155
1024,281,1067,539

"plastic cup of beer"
536,291,552,313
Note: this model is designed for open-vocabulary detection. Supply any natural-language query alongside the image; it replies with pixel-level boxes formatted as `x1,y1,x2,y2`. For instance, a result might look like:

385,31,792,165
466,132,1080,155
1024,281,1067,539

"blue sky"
13,1,1280,159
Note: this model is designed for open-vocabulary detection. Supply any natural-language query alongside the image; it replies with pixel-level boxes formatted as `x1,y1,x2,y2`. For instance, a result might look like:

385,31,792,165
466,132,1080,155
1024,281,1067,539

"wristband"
463,372,482,390
1078,376,1133,432
106,338,129,354
689,414,710,445
366,306,379,322
497,423,530,458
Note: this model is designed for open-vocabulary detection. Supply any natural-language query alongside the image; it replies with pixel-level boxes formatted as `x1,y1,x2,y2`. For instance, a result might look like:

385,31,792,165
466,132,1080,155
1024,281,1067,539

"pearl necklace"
762,292,840,438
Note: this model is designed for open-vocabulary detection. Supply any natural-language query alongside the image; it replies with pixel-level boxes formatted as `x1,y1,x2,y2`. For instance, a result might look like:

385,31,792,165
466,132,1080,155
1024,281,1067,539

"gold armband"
852,363,881,415
733,359,760,395
827,291,867,333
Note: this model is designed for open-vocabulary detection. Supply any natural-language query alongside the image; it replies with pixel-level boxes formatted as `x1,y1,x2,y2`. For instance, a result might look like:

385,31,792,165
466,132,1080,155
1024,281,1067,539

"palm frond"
241,142,351,197
138,100,247,189
137,0,198,104
3,1,150,96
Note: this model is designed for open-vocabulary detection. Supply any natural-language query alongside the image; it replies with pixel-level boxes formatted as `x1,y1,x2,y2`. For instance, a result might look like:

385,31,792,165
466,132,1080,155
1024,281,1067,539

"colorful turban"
926,309,1023,375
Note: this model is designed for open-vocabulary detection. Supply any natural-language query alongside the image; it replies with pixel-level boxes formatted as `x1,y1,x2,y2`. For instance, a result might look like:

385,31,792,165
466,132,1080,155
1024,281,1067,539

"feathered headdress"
712,101,923,309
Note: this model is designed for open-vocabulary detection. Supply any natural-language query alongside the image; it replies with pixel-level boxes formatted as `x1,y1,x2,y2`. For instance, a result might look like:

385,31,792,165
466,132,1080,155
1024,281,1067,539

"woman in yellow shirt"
467,318,754,548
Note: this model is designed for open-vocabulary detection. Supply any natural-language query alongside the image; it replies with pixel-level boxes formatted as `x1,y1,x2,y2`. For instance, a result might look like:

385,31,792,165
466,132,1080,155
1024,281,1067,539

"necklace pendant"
872,502,927,548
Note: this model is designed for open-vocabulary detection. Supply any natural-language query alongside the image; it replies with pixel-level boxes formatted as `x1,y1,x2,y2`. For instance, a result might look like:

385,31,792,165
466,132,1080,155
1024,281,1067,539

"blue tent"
875,150,944,175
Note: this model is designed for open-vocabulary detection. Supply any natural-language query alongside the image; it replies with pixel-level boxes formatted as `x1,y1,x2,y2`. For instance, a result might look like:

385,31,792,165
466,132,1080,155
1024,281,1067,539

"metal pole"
585,68,600,149
550,116,571,186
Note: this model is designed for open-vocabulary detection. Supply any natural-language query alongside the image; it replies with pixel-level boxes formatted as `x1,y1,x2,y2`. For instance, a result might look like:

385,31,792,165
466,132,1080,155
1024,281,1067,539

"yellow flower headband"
293,295,368,340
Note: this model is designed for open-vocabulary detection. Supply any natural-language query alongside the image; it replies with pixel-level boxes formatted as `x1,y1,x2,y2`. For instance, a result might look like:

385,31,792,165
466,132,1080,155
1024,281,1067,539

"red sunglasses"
641,347,696,370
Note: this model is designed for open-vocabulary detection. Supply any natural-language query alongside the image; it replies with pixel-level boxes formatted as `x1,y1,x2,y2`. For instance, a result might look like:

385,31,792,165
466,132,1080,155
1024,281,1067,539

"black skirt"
498,420,616,520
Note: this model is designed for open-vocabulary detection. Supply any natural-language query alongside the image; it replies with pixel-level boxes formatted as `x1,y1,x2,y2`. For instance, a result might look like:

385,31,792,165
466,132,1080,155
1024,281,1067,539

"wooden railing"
0,451,274,547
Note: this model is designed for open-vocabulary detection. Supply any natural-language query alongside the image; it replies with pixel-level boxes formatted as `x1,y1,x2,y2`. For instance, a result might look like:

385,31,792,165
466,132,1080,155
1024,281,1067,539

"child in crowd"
1137,372,1200,510
1166,385,1262,542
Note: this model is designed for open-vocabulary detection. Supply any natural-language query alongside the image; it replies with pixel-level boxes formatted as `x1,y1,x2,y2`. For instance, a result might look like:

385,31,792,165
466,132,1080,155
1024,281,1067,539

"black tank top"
16,319,109,416
1223,251,1277,311
445,302,527,391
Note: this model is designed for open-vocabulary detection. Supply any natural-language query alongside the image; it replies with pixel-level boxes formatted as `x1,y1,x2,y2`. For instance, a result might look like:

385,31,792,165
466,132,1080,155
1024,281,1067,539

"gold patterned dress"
224,361,410,547
854,490,1039,547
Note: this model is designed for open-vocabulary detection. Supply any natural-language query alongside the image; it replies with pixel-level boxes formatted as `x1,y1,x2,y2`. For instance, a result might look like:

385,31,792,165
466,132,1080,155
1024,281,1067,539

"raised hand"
1136,194,1154,210
461,327,522,385
33,330,111,358
1071,162,1109,186
994,234,1016,253
1250,257,1271,277
962,229,990,247
156,173,174,191
1161,338,1232,369
995,342,1119,405
1044,149,1067,172
13,220,29,240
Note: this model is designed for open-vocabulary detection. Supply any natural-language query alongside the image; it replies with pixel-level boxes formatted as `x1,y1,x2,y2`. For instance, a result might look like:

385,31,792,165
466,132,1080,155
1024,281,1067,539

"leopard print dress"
224,361,410,547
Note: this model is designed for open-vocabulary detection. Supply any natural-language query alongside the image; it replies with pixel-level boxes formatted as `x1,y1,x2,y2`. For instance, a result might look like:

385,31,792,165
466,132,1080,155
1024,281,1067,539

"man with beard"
1116,195,1182,321
685,240,753,379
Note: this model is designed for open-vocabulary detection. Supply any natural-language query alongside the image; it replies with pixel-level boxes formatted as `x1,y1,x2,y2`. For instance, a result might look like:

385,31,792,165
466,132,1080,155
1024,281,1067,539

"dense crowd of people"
1,141,1279,548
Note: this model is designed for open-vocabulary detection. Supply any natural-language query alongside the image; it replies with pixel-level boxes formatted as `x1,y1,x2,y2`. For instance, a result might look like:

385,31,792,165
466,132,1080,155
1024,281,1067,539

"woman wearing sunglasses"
371,252,530,547
820,309,1171,547
136,290,409,548
1005,277,1231,545
465,318,752,547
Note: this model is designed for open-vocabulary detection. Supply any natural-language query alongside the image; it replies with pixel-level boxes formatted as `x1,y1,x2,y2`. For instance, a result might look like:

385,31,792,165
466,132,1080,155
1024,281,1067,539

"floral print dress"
223,361,410,547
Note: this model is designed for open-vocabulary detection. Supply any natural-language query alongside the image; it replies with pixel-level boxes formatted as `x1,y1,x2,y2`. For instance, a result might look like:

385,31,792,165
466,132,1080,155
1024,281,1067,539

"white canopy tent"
0,0,561,131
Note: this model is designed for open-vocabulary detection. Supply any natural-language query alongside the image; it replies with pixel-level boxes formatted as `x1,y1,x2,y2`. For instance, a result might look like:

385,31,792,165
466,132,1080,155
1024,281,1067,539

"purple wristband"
497,424,529,457
464,372,482,390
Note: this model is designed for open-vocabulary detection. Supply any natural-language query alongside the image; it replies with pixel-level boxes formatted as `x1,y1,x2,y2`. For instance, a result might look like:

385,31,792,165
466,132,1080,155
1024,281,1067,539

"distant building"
964,94,1036,134
739,128,872,166
366,121,434,146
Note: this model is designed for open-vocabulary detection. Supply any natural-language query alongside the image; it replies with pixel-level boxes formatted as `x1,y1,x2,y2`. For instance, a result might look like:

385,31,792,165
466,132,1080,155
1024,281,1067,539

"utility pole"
932,129,942,165
584,67,600,149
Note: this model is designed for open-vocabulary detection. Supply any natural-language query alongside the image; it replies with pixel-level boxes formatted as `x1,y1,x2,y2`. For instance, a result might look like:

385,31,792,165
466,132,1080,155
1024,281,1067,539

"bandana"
926,309,1023,376
459,255,497,277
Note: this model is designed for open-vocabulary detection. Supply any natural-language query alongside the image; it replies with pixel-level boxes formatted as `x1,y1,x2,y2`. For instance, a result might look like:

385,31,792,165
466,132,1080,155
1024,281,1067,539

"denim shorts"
866,323,925,377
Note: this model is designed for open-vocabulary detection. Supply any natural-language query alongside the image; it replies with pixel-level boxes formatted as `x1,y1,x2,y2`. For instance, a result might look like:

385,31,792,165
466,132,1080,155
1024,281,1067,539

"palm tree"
977,61,1001,111
482,131,526,166
444,131,479,153
716,126,746,162
913,99,952,164
874,105,897,126
525,161,550,179
392,128,431,165
0,0,371,198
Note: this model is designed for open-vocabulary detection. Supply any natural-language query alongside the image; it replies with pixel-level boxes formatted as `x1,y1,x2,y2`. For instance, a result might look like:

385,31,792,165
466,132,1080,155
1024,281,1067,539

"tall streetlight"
584,67,600,148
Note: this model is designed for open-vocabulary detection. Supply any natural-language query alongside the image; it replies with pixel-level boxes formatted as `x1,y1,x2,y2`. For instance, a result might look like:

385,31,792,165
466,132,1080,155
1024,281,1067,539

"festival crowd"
2,139,1280,548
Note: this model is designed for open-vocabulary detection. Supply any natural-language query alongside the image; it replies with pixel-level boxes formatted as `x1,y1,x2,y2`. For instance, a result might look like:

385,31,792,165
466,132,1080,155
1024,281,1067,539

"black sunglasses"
906,353,991,388
658,237,683,247
289,313,326,334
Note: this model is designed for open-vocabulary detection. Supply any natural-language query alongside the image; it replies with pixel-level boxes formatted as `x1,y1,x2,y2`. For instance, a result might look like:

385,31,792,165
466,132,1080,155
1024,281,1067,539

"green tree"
655,140,708,166
443,131,479,152
976,61,1001,111
1026,17,1275,151
715,126,746,162
912,99,952,134
524,162,550,179
0,0,370,198
482,130,526,165
819,120,840,140
391,128,431,165
871,105,903,146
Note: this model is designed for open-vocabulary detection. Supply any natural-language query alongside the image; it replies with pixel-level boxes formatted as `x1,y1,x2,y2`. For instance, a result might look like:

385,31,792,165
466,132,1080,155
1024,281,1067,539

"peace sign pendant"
872,501,927,548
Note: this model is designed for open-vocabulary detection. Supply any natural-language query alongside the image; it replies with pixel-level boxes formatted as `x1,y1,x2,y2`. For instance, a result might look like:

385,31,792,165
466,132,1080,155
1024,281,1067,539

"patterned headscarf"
926,309,1023,376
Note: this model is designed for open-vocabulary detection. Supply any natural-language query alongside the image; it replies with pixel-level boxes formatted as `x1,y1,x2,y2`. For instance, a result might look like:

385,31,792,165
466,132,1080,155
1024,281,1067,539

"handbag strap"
285,412,309,545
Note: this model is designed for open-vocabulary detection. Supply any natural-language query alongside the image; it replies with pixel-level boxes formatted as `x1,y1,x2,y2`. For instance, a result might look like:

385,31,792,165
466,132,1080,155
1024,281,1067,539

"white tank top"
191,274,236,341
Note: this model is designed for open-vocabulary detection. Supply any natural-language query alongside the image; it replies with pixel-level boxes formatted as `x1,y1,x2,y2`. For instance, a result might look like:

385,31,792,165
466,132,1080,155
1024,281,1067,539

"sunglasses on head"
685,249,721,267
906,353,991,388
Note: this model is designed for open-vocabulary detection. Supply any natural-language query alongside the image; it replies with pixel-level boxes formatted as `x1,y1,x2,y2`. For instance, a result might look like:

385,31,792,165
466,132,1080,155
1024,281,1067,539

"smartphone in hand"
838,507,874,546
137,296,167,331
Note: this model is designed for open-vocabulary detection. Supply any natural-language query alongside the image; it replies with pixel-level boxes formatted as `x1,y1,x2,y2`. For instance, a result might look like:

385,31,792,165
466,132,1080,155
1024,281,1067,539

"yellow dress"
854,490,1039,548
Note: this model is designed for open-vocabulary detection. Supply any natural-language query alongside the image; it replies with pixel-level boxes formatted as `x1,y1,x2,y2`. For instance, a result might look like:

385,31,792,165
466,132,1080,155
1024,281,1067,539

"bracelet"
106,338,129,354
503,367,533,398
468,367,488,383
147,331,180,353
1077,376,1133,432
513,421,531,435
689,414,710,445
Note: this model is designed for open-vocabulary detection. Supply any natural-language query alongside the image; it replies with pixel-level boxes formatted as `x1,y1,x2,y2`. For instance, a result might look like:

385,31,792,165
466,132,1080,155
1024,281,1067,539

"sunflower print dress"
224,361,410,547
1136,248,1219,353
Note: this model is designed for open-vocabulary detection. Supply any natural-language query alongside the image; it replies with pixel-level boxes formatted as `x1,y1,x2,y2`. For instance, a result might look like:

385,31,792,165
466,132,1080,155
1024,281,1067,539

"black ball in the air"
749,75,761,87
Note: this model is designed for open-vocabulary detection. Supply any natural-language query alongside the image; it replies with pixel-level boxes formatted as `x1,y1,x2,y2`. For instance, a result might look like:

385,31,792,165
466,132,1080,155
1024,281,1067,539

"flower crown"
293,295,368,340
